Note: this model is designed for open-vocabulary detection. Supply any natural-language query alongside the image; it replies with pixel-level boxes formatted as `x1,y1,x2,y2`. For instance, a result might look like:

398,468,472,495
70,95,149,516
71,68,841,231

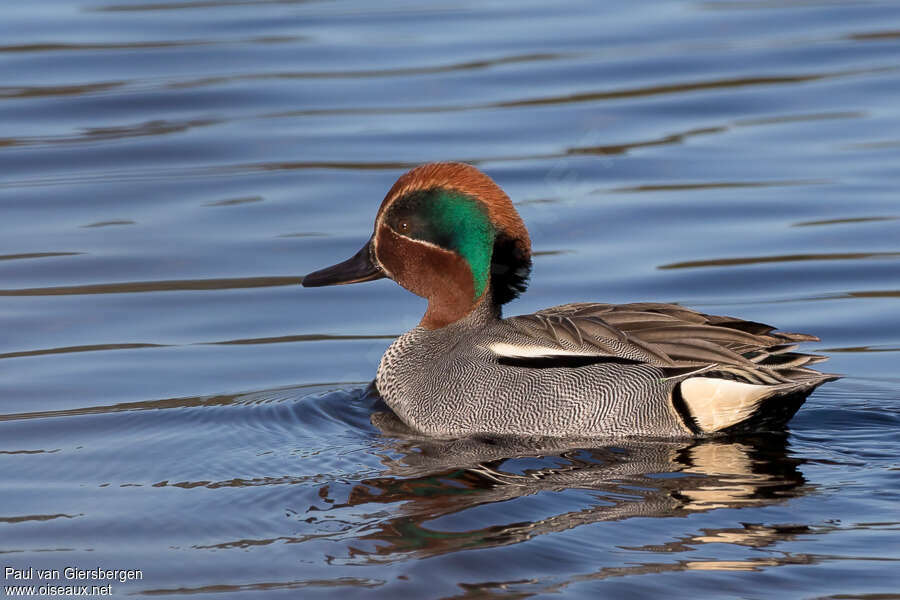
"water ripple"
659,252,900,270
0,276,303,296
136,577,384,596
0,514,80,524
92,0,326,12
0,252,83,261
0,36,305,54
0,81,125,100
792,216,900,227
167,52,571,89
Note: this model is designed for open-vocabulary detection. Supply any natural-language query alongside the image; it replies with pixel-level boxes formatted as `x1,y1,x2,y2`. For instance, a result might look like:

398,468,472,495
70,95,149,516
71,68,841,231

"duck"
302,162,837,438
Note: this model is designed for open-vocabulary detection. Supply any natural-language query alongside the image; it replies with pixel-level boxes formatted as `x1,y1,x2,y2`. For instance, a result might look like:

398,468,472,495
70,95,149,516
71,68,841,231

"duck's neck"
421,286,500,331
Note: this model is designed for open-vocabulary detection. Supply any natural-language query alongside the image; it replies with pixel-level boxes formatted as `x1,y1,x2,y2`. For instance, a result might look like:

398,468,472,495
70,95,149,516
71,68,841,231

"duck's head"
303,162,532,329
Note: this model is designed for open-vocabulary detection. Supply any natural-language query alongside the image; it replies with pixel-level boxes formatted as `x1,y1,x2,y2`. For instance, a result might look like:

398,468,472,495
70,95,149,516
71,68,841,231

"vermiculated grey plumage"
375,297,837,438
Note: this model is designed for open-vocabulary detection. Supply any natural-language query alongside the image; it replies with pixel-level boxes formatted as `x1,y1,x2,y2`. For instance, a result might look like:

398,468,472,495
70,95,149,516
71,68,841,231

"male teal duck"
303,162,837,438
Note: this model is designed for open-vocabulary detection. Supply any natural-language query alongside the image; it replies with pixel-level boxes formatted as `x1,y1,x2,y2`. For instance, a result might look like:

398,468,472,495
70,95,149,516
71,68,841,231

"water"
1,0,899,597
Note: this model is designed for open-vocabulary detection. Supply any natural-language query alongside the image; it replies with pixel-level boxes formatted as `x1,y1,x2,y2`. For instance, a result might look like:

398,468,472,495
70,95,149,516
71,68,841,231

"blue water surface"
1,1,899,598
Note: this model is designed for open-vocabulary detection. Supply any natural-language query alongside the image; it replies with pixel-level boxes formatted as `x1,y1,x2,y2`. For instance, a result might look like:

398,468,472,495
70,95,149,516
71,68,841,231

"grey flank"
375,296,836,438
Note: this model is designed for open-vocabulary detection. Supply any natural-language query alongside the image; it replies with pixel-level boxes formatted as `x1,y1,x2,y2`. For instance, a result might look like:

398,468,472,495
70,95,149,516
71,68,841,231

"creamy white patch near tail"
680,377,781,433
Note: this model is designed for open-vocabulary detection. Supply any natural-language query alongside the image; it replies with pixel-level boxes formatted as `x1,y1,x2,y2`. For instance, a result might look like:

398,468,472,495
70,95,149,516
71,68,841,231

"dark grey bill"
302,238,385,287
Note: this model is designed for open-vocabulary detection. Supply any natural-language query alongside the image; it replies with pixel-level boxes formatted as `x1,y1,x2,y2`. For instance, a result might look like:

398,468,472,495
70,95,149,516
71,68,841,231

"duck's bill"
302,239,385,287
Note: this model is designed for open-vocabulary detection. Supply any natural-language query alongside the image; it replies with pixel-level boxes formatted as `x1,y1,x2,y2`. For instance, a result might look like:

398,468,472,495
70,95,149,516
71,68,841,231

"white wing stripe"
485,342,599,359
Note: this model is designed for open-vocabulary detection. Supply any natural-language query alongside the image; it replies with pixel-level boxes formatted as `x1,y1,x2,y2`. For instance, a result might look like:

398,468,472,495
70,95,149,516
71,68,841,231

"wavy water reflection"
289,421,809,564
792,216,900,227
659,251,900,270
0,276,303,296
0,252,83,261
168,53,569,89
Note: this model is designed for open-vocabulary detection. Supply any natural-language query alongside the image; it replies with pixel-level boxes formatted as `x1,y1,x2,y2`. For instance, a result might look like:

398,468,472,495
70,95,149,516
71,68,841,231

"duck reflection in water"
305,401,810,565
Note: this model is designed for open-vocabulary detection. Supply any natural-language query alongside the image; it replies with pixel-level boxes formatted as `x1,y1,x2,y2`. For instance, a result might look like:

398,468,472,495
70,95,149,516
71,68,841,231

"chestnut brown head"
303,162,532,329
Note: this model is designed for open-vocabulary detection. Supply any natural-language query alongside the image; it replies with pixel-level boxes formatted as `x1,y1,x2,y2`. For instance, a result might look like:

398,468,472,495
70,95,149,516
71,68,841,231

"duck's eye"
399,222,409,232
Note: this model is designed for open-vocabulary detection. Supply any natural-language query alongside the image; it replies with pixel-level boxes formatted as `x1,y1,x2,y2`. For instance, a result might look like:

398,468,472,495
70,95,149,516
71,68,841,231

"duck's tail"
672,371,838,435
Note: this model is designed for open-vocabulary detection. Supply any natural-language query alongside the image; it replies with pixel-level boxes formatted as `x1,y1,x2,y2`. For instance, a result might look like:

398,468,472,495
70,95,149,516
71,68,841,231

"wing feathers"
495,302,833,386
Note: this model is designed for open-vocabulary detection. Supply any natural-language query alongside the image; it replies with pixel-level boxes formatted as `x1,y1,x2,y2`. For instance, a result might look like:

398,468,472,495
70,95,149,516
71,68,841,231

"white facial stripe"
383,222,452,252
402,234,443,252
371,222,391,279
373,222,453,282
